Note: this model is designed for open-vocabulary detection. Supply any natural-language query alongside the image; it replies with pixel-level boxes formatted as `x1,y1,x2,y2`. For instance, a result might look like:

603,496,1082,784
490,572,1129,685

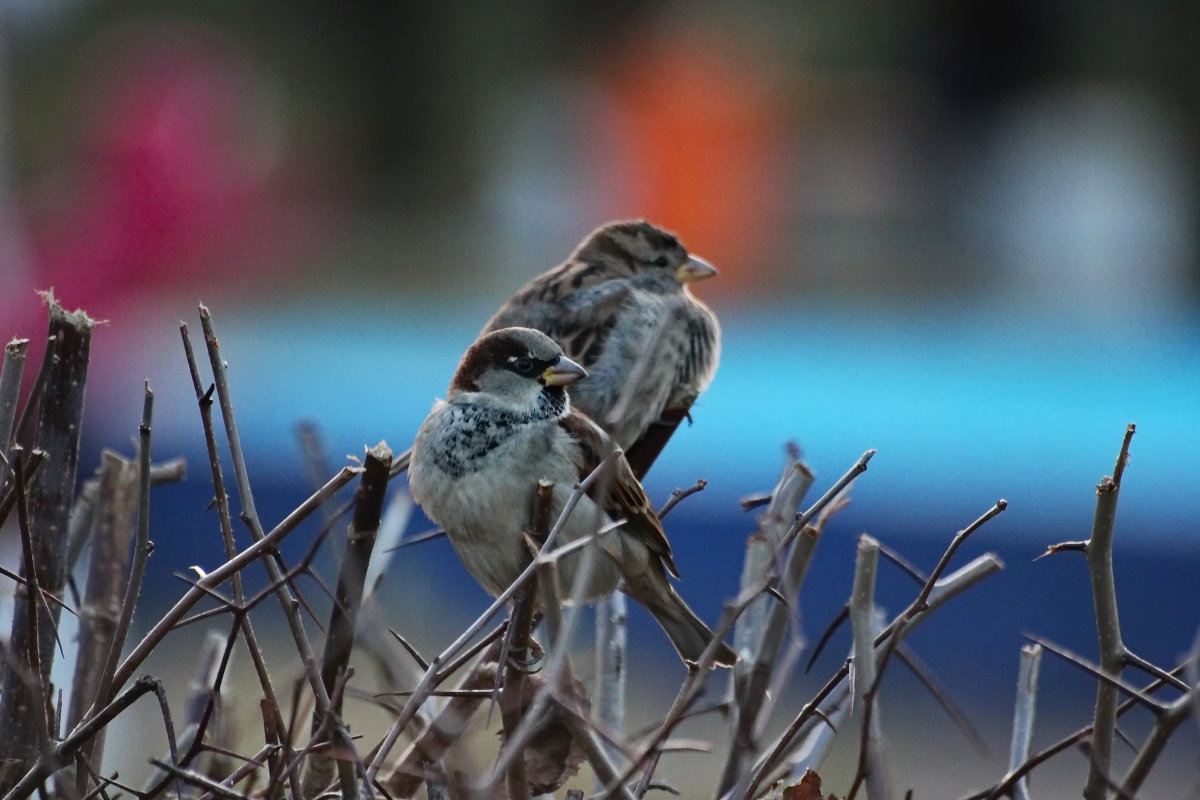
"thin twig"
1083,423,1135,800
148,761,253,800
1119,674,1196,792
740,549,1005,799
611,560,801,799
487,489,613,796
197,306,371,796
1122,648,1188,692
1022,634,1164,713
294,420,336,526
387,630,430,672
198,306,341,719
895,643,988,757
68,451,138,790
193,743,283,800
962,661,1192,800
846,535,887,800
141,630,236,800
380,643,504,798
181,321,289,753
3,675,161,800
781,450,875,549
92,467,358,708
0,338,29,450
1008,644,1042,800
913,500,1007,612
494,480,551,800
720,452,814,794
366,452,616,780
95,385,155,712
656,479,707,520
554,694,635,800
303,442,392,797
10,451,50,751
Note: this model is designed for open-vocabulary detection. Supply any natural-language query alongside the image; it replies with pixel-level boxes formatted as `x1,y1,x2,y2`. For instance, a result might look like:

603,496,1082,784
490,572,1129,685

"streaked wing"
557,408,679,578
677,308,720,394
622,303,718,479
482,262,633,369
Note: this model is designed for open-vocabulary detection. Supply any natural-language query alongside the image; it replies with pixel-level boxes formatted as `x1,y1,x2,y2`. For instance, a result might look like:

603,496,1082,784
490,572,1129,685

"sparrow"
482,220,720,478
408,327,736,667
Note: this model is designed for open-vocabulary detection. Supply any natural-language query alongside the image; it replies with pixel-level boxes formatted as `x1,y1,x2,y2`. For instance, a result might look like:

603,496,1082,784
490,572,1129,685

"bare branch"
1083,423,1135,800
1023,634,1165,714
963,660,1193,800
1119,684,1196,792
149,761,254,800
1008,644,1042,800
846,535,887,800
494,479,552,800
782,450,875,549
98,466,358,707
180,321,289,752
740,548,1004,798
367,452,617,780
198,306,341,721
93,386,155,718
0,299,95,769
379,644,502,798
304,442,393,797
719,452,814,794
3,675,161,800
0,338,29,451
67,451,138,786
656,478,707,520
594,588,627,774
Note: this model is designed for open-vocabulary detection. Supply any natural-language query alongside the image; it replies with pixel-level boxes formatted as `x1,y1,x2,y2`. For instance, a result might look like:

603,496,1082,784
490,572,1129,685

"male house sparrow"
483,221,720,478
408,327,736,667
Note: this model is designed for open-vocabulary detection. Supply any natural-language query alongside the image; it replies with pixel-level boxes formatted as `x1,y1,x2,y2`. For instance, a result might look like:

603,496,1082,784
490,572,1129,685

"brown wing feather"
621,305,716,479
482,260,633,369
557,408,680,578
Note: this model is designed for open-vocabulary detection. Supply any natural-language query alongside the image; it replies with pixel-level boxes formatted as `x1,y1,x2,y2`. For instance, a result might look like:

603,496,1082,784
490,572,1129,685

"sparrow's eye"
512,357,534,374
653,256,670,267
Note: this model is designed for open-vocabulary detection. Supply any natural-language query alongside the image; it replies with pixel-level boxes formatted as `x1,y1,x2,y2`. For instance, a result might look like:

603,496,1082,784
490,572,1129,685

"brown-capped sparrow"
407,327,736,667
482,220,720,478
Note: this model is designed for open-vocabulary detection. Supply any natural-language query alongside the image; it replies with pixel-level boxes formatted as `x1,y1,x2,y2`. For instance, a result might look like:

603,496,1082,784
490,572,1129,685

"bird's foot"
507,637,545,674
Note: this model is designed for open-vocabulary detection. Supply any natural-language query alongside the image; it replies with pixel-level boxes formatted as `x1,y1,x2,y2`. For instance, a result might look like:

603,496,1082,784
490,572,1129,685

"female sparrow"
482,220,720,478
408,327,736,667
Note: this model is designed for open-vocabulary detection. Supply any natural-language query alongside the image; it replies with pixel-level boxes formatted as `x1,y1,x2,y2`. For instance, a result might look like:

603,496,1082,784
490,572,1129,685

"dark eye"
512,357,534,374
653,256,670,267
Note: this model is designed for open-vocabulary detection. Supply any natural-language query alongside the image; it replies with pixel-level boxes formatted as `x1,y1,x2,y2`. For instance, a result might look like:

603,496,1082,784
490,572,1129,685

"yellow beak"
541,356,588,386
676,255,718,283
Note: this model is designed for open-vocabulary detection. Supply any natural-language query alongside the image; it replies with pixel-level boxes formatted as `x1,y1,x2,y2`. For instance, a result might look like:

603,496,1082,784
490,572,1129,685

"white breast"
409,404,623,600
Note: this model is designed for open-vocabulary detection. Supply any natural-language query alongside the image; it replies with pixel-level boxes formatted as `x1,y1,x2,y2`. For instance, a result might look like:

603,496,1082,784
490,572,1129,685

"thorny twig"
302,443,392,797
846,535,886,800
6,292,1195,800
1082,423,1135,800
366,451,618,780
496,480,554,800
177,321,291,787
963,661,1193,800
3,676,163,800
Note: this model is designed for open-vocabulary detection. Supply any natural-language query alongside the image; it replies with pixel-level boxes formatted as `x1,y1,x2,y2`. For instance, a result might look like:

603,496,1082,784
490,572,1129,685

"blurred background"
1,1,1199,796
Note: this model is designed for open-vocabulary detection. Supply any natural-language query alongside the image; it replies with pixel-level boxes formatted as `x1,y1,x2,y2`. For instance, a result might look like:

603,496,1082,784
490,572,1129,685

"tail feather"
624,574,737,668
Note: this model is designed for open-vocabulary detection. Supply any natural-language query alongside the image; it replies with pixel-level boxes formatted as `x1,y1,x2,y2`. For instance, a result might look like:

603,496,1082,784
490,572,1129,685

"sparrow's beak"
676,255,718,284
541,356,588,387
